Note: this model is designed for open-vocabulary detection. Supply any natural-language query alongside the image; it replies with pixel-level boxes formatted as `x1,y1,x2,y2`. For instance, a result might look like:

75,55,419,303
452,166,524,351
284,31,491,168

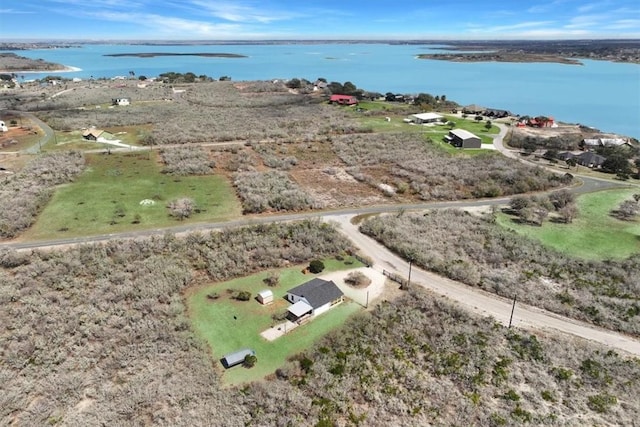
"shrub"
263,273,279,287
244,354,257,368
233,290,252,301
167,197,196,220
344,271,371,288
308,260,325,274
587,393,617,413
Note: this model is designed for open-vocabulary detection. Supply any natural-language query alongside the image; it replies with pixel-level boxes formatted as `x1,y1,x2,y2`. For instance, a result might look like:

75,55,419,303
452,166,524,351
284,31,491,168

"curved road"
330,214,640,357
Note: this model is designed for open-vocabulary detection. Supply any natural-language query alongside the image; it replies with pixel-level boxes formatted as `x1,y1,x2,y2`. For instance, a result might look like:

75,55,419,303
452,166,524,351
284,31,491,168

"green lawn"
22,151,242,240
352,107,499,146
187,258,364,385
497,189,640,260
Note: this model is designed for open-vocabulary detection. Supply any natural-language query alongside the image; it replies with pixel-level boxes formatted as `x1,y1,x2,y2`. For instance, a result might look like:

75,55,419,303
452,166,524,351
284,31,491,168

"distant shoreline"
416,53,583,65
0,65,82,74
104,52,247,58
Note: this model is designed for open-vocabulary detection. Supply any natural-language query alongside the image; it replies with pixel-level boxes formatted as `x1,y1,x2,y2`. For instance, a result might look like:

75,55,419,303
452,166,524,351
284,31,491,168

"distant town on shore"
1,39,639,64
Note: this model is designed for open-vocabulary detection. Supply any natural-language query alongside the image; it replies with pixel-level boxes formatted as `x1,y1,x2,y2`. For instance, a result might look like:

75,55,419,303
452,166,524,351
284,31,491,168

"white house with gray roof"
286,278,344,322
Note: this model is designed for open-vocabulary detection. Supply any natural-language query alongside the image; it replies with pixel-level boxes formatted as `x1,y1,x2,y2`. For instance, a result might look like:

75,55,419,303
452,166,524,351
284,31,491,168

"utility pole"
508,294,517,328
406,258,413,290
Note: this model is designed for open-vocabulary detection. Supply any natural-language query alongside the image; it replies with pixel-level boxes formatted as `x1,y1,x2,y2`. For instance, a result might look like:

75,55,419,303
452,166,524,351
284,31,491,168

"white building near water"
406,112,444,125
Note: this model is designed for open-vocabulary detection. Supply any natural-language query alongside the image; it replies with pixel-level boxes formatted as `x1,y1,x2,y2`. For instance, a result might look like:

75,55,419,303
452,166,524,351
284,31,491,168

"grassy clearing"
497,188,640,260
187,257,364,385
354,109,499,146
22,151,241,240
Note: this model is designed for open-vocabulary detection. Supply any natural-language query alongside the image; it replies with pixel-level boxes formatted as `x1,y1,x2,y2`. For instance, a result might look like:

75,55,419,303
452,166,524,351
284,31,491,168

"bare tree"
167,197,196,220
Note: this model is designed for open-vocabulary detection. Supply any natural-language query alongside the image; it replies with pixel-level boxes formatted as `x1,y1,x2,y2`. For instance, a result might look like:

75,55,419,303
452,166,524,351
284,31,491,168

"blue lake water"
8,43,640,138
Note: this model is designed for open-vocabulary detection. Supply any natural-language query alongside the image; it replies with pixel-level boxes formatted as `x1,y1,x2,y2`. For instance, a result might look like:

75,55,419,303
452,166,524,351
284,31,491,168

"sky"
1,0,639,41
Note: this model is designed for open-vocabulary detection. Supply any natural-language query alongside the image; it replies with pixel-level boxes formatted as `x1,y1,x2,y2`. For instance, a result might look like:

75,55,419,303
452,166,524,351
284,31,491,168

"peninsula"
417,52,583,65
415,39,640,64
0,52,66,73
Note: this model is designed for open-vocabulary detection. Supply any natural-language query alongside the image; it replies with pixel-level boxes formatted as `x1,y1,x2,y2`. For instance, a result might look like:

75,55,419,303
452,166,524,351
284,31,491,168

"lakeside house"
558,151,607,168
286,278,344,323
445,129,482,149
82,128,104,140
406,112,444,125
329,94,358,105
580,137,630,150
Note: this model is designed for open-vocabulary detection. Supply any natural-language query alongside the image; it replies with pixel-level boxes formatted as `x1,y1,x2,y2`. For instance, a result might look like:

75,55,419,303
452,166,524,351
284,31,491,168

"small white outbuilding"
257,289,274,305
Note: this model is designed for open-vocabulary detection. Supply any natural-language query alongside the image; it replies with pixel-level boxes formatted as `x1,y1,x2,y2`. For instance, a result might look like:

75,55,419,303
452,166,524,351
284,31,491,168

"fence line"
383,269,408,288
353,253,373,267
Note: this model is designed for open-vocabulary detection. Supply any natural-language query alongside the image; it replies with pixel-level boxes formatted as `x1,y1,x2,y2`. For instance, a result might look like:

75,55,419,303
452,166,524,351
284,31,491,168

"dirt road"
329,214,640,357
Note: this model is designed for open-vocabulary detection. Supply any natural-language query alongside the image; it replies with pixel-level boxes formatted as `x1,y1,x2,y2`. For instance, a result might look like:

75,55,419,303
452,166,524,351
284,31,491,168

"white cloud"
187,1,303,24
0,8,36,14
86,10,242,37
604,19,640,29
469,21,556,34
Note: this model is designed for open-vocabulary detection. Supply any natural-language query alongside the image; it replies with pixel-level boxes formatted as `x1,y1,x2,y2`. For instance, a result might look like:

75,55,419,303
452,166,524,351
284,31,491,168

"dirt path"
329,214,640,357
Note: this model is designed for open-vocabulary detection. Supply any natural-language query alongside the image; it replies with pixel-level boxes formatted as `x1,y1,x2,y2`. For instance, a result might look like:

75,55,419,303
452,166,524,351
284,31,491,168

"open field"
20,151,241,240
187,259,364,385
497,189,640,260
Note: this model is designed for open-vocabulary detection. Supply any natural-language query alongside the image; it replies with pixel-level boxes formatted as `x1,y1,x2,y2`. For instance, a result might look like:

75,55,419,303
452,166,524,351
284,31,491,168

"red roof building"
329,94,358,105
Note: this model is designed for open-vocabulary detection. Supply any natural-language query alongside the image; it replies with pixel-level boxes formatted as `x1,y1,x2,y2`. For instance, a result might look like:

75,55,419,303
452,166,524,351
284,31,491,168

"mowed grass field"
22,151,242,240
187,258,364,385
354,106,499,150
497,188,640,260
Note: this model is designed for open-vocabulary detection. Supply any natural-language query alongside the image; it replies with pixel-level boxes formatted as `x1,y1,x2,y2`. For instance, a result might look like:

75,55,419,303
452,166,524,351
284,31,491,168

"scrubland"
1,78,638,426
2,229,638,426
360,209,640,335
0,151,84,238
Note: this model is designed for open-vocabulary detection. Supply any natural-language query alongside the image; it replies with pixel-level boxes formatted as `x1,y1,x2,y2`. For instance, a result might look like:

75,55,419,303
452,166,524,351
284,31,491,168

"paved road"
0,175,622,251
330,214,640,357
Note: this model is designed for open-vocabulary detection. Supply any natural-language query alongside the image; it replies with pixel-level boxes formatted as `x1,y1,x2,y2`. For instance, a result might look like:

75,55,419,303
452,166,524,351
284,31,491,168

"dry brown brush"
332,133,569,200
160,145,215,175
240,290,640,426
0,220,351,426
233,170,317,213
360,210,640,335
0,151,84,238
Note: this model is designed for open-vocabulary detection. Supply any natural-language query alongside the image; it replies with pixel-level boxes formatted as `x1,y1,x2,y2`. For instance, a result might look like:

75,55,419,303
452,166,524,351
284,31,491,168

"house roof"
463,104,485,112
330,94,356,100
582,138,601,146
288,300,313,317
600,138,627,146
411,112,443,121
82,129,104,138
221,348,255,368
557,151,576,160
576,152,606,165
450,129,479,140
287,278,343,309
